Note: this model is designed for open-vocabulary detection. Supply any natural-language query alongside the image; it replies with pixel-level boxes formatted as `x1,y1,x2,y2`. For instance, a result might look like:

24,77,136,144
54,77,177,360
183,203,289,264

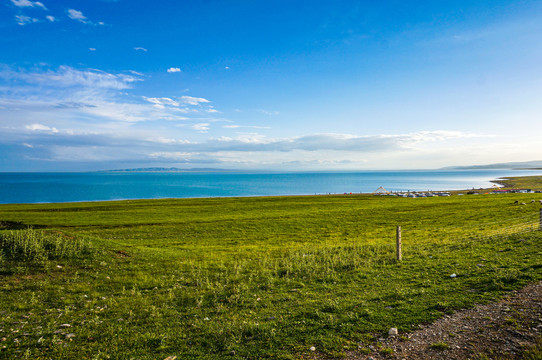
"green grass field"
1,186,542,358
492,175,542,190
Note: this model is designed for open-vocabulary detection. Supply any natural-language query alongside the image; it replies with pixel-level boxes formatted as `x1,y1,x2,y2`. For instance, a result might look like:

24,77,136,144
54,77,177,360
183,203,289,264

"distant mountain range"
443,160,542,170
104,162,542,173
104,167,236,173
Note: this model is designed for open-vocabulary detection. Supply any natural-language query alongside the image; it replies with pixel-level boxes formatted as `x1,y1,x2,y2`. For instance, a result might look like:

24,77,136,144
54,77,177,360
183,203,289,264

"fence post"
396,225,402,261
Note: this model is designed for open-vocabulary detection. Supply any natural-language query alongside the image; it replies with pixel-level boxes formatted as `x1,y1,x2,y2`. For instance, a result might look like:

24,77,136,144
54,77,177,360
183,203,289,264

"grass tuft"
0,228,94,264
430,342,450,350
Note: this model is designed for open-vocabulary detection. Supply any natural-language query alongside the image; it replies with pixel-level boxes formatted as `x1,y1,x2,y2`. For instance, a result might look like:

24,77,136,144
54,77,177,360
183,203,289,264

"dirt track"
343,281,542,360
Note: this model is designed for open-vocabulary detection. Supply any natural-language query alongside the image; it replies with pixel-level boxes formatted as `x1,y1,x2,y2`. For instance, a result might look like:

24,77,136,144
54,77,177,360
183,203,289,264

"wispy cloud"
2,65,499,171
223,125,271,129
25,123,58,133
67,9,104,25
67,9,86,22
0,64,219,132
1,65,141,90
11,0,46,9
167,67,182,73
134,47,148,52
180,96,209,105
149,152,197,160
15,15,38,25
192,123,210,132
45,15,55,22
143,97,180,109
258,109,280,116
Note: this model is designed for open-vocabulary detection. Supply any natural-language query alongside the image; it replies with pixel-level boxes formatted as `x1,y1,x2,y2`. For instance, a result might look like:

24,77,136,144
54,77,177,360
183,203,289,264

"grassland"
1,188,542,359
492,174,542,190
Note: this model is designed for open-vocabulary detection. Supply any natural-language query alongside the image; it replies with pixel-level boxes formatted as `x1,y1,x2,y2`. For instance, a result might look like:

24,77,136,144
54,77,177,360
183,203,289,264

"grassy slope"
0,191,541,359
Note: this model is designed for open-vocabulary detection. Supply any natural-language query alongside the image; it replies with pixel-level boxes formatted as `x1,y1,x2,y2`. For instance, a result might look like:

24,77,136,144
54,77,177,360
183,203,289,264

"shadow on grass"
0,221,46,230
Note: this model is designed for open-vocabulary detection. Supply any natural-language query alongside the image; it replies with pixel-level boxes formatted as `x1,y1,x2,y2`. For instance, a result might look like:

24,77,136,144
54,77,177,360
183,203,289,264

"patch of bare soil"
346,282,542,360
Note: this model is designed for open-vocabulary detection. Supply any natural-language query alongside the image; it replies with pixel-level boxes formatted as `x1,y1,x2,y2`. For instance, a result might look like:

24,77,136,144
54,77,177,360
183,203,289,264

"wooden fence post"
396,225,402,261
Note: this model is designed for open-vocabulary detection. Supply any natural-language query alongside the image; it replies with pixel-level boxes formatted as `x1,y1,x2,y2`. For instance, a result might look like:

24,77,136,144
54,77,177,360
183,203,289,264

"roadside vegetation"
1,183,541,359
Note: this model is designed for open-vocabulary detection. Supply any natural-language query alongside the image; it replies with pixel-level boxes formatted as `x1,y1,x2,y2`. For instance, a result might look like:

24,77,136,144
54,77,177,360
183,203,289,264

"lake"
0,169,539,204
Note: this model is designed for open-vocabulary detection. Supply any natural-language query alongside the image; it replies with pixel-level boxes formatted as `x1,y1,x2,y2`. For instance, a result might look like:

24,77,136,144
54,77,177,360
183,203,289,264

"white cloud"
258,109,280,116
15,15,38,25
143,97,180,109
181,96,210,105
26,123,58,133
149,152,197,160
46,15,55,22
134,47,148,52
66,9,104,25
2,65,142,90
11,0,46,9
167,67,181,73
67,9,86,22
147,137,177,144
192,123,210,132
0,65,221,130
223,124,271,129
89,48,96,51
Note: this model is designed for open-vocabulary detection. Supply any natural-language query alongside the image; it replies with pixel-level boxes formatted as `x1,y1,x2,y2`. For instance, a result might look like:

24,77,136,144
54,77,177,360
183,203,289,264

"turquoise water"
0,170,539,204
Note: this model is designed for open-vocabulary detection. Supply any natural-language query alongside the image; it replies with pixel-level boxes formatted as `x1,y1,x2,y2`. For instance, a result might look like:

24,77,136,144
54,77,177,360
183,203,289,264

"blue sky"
1,0,542,171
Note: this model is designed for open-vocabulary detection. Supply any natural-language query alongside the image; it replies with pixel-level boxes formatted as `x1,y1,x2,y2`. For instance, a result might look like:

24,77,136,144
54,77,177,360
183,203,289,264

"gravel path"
344,281,542,360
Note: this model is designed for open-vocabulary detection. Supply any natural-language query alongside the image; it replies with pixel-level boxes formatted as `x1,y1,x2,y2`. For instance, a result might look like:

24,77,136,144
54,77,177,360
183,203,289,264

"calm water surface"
0,170,539,204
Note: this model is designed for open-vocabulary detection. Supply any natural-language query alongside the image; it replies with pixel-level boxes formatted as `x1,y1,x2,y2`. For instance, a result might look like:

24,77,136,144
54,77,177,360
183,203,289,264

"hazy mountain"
443,160,542,170
104,167,236,173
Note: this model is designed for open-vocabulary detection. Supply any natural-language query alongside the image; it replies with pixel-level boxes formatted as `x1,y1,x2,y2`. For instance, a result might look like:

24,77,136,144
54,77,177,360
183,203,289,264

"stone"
310,346,316,351
65,333,75,339
389,327,399,336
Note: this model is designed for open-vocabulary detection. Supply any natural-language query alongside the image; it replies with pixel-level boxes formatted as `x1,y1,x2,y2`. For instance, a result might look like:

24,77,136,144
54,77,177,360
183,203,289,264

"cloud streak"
11,0,46,9
1,65,141,90
0,64,515,171
0,64,221,130
67,9,86,22
67,9,104,26
180,96,210,105
15,15,38,25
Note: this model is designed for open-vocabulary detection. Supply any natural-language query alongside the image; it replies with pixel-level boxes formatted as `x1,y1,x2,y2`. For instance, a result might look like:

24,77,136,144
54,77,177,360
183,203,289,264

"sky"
1,0,542,172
